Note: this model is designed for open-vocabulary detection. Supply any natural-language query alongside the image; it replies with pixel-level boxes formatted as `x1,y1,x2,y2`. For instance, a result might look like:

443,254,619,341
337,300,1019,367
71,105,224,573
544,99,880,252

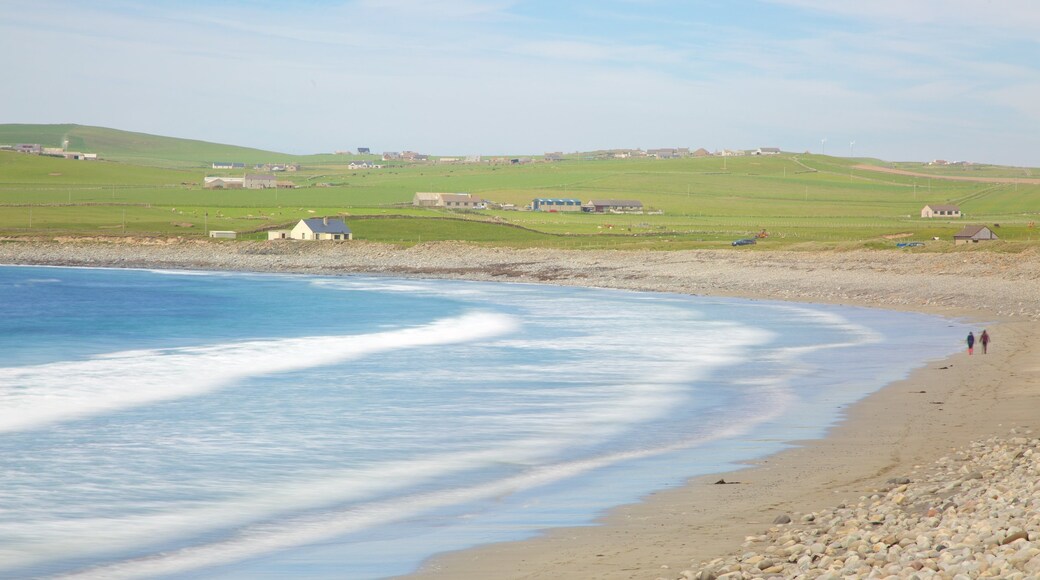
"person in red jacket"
980,330,990,354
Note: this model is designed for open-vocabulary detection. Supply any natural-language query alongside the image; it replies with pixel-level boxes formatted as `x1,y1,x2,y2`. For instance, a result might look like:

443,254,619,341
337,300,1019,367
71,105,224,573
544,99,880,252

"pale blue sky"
3,0,1038,165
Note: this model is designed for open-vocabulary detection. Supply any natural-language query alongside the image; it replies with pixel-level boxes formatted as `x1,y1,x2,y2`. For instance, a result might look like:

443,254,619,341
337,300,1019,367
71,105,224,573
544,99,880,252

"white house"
348,160,384,169
921,204,961,218
290,217,352,240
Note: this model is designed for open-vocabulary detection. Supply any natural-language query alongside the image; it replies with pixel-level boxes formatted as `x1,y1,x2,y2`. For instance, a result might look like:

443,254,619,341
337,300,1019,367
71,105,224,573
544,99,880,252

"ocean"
0,265,966,579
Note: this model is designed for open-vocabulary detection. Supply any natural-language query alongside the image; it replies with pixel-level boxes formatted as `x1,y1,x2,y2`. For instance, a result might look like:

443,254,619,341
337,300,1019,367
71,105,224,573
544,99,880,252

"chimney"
323,216,328,226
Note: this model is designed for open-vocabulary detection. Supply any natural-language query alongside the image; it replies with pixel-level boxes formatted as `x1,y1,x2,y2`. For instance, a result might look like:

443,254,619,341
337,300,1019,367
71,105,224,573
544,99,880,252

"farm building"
268,230,289,240
244,174,277,189
921,204,961,218
953,225,998,245
203,176,244,189
211,162,245,169
208,231,237,239
412,192,486,209
532,198,583,212
357,147,371,154
583,199,644,213
754,147,781,155
290,217,352,240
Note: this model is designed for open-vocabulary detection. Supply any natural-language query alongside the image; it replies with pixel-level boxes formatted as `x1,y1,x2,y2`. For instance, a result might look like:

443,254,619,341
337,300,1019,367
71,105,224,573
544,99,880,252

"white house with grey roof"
289,217,353,240
921,204,961,218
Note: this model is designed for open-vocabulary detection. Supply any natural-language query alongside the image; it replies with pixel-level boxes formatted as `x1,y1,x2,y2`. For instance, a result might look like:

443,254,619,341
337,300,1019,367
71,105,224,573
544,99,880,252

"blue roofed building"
532,198,583,212
290,217,353,240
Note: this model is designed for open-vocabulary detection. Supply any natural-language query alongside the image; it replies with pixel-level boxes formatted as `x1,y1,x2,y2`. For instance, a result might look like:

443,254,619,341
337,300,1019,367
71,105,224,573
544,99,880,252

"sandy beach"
2,238,1038,578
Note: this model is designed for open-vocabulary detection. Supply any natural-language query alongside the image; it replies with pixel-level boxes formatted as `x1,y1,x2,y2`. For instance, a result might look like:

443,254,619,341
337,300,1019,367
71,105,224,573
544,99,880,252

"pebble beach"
2,237,1039,579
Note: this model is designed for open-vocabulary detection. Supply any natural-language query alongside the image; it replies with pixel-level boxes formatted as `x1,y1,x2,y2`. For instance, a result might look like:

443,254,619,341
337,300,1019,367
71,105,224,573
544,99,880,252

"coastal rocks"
684,433,1040,579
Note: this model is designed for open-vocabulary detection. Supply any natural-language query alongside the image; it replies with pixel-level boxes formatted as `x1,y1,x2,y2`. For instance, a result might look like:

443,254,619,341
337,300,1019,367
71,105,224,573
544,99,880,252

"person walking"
966,331,975,355
980,330,990,354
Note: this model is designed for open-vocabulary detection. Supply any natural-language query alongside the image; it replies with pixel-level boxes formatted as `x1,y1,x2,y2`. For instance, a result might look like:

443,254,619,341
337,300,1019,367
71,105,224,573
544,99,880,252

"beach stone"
772,514,792,525
1001,531,1029,545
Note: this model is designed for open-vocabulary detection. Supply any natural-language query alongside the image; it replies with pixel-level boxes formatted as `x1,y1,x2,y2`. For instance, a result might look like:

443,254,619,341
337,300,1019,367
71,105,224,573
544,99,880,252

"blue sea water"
0,265,967,579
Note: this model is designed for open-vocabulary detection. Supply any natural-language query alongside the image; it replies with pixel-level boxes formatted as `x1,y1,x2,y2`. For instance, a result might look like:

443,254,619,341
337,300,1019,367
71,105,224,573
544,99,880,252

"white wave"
0,311,519,434
0,324,773,577
55,386,786,580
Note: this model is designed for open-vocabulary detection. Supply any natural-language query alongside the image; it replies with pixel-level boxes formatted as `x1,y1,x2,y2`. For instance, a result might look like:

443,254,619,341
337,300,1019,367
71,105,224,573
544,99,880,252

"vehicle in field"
732,238,757,246
896,242,925,248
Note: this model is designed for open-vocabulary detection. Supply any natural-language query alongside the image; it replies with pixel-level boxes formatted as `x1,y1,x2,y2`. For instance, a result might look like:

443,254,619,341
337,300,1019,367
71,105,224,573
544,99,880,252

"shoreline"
2,239,1038,578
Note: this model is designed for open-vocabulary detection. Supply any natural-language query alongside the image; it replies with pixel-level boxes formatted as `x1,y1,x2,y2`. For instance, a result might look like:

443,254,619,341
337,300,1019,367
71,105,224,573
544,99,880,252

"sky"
2,0,1038,165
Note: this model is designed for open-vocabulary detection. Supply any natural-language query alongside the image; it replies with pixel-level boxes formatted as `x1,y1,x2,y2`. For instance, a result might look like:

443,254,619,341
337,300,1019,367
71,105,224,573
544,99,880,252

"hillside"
1,125,1038,248
0,124,312,169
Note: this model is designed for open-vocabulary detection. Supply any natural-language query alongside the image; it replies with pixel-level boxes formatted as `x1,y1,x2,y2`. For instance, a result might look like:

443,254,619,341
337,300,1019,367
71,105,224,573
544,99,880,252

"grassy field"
2,125,1039,250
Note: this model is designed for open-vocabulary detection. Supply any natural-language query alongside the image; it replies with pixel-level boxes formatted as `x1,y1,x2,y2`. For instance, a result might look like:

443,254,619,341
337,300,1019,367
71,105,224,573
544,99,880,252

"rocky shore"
1,238,1038,319
680,431,1040,579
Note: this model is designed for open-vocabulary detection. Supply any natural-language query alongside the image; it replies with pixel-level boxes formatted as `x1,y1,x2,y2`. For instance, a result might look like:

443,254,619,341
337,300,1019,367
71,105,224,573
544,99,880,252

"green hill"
0,124,313,169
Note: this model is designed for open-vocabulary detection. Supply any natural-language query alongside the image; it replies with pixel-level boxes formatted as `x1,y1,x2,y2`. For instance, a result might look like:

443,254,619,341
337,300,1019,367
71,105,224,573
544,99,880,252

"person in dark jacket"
966,331,975,355
980,330,990,354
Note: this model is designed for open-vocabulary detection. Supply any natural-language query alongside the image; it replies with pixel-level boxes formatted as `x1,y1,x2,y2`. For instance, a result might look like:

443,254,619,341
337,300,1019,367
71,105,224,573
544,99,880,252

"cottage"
544,152,564,162
921,204,961,218
532,198,583,212
953,225,998,245
290,217,352,240
15,144,42,154
244,174,277,189
583,199,644,213
692,148,711,157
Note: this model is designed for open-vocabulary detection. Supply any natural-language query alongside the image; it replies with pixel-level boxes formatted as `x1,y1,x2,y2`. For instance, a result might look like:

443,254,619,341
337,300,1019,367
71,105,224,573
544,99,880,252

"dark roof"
953,225,991,238
301,218,351,234
926,204,960,211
